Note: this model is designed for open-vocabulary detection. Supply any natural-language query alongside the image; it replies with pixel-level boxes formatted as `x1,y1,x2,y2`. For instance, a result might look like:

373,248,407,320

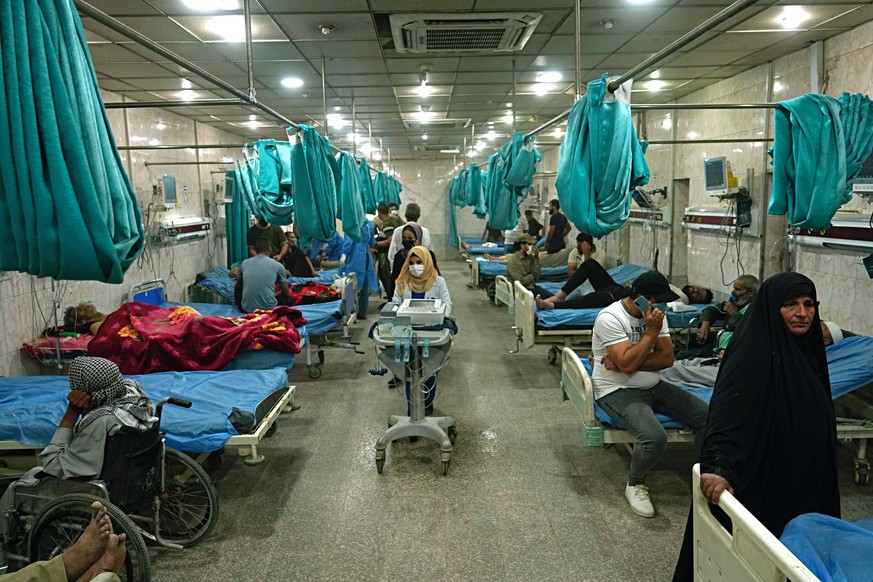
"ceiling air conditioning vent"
389,13,542,54
403,118,471,130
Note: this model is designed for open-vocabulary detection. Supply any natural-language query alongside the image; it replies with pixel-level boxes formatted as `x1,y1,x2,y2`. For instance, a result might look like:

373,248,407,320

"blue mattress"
476,256,568,278
467,242,505,255
0,368,289,453
582,336,873,428
175,301,342,336
461,236,486,246
537,302,706,330
288,268,339,285
781,514,873,582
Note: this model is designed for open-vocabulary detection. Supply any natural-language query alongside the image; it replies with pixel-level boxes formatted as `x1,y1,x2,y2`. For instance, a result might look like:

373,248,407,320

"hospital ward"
3,1,873,581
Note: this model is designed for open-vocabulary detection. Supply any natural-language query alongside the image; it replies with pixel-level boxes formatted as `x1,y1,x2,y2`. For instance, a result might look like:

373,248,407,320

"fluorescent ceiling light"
649,70,661,79
280,77,304,89
183,0,240,10
533,83,552,96
440,148,460,154
205,16,250,43
415,84,434,97
627,0,654,4
536,71,562,83
646,80,666,91
776,6,809,29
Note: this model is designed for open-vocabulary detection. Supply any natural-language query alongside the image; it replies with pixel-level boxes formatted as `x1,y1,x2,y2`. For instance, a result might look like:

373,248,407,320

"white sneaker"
625,483,655,518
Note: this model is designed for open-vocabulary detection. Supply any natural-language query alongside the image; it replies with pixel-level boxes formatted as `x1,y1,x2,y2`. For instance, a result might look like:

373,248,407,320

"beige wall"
0,90,244,376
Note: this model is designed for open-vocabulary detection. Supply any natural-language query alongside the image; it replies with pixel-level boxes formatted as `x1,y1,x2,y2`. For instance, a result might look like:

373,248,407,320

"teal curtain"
336,152,365,242
373,171,388,205
224,171,250,266
289,125,339,246
448,189,459,248
449,173,467,208
357,157,377,214
769,92,873,229
484,133,541,230
0,0,144,283
555,73,650,238
238,139,294,225
465,164,487,219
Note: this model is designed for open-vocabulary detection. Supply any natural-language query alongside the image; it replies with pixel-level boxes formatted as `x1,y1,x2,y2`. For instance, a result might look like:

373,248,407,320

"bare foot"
535,295,554,311
63,501,111,581
78,532,127,582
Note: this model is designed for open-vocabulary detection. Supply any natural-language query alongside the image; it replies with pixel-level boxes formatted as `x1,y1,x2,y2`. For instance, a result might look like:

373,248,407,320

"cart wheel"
442,460,450,476
486,282,496,301
376,457,385,474
547,346,558,365
308,365,322,379
317,349,326,365
854,460,870,486
447,426,457,445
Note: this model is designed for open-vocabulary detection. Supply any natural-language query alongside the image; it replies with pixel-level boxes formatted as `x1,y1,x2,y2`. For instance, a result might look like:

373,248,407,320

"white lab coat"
387,222,433,259
391,276,452,315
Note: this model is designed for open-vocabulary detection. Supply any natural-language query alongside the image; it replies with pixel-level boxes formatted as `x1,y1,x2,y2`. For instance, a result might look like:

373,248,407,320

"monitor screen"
162,174,177,208
704,157,728,193
223,173,235,203
854,151,873,183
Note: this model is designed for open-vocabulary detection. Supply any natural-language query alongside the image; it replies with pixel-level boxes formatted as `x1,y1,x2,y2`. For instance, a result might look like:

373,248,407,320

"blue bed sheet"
461,236,486,246
781,514,873,582
175,301,342,336
537,302,706,329
0,368,289,453
288,268,339,285
476,256,568,278
581,336,873,428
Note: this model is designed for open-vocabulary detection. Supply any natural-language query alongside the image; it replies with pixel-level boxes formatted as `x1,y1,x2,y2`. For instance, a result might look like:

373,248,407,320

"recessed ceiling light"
533,83,552,96
661,117,672,130
247,120,260,128
626,0,653,4
249,114,257,121
177,90,197,101
205,16,250,43
646,80,666,91
486,130,496,141
687,131,698,139
149,138,160,146
536,71,562,83
503,113,514,125
422,134,428,140
777,6,809,29
183,0,240,10
773,81,785,93
649,70,661,79
155,122,166,130
553,127,563,138
181,79,193,89
415,84,434,97
334,106,341,112
280,77,304,89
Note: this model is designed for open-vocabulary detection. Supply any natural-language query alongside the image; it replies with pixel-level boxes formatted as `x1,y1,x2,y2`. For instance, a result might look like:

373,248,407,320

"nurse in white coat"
389,246,452,413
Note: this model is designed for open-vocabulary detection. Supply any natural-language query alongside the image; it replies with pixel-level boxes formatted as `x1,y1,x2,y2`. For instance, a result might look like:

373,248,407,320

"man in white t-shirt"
387,202,433,259
591,271,708,518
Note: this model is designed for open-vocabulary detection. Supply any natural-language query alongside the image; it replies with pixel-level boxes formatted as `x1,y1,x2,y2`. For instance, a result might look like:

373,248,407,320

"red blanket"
89,303,306,374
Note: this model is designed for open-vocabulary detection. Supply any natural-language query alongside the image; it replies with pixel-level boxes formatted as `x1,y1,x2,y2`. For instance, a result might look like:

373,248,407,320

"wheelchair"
0,397,219,582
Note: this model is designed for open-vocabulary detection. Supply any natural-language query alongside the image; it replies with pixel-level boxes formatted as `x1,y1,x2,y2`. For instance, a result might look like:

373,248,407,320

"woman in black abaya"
672,272,840,580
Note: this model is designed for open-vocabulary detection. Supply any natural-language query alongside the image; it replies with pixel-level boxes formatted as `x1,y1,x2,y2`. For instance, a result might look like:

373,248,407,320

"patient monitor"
396,299,447,326
704,157,739,197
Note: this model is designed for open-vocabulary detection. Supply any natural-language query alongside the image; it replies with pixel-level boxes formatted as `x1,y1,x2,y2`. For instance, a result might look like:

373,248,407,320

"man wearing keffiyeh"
40,357,157,480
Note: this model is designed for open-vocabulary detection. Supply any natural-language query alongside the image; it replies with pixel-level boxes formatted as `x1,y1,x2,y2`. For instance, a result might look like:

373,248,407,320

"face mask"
526,247,533,255
409,264,425,277
402,240,414,250
390,209,399,215
731,293,750,307
287,239,297,248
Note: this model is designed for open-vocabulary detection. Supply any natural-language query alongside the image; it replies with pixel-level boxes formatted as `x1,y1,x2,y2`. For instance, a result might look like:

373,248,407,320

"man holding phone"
590,271,709,518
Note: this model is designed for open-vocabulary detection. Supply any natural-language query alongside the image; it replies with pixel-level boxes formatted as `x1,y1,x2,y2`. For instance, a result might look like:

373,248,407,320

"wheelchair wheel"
153,448,219,547
29,493,152,582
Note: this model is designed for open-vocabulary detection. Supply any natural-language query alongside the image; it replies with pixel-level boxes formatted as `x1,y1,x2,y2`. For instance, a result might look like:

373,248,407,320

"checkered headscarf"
70,357,156,434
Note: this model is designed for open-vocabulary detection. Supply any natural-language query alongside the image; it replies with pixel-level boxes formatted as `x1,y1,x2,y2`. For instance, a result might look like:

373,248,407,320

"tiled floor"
151,258,873,581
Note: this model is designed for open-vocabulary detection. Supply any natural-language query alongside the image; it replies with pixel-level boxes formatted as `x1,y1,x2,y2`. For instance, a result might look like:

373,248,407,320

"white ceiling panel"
542,35,634,55
556,7,673,35
296,40,384,60
271,13,377,42
94,62,178,78
456,56,536,72
667,51,753,67
260,0,372,11
385,58,460,73
172,15,287,42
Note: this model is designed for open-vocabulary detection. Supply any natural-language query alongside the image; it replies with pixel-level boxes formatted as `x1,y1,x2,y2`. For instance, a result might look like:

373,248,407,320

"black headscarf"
701,272,840,536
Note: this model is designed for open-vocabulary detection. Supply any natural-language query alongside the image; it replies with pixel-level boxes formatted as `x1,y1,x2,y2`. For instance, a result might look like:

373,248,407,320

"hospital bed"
0,368,296,466
470,256,569,302
560,335,873,484
512,278,711,363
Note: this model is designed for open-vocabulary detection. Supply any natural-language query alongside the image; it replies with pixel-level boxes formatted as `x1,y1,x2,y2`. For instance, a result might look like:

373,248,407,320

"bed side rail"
560,347,604,446
494,275,514,311
692,464,819,582
512,281,536,351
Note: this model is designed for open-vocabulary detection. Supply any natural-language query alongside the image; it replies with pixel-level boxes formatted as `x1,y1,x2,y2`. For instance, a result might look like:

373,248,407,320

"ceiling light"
475,141,486,151
326,114,346,129
373,152,382,161
553,127,564,138
773,81,785,93
246,120,260,129
205,16,250,43
222,156,233,163
467,150,476,158
318,24,335,36
503,113,514,125
649,70,661,79
687,131,698,139
646,80,666,92
536,71,563,83
334,106,341,112
148,139,160,146
280,77,304,89
177,90,197,101
183,0,239,10
601,20,614,30
486,130,496,141
626,0,654,4
777,6,809,29
415,84,434,97
533,83,552,96
181,79,192,89
249,114,257,121
440,148,460,154
661,117,672,130
155,122,166,131
422,134,428,140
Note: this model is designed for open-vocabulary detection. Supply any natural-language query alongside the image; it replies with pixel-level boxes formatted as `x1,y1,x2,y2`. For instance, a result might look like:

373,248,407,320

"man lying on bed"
535,260,712,311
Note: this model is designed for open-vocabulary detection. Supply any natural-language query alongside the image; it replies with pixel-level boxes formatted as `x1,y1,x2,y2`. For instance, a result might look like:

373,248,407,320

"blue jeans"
597,381,708,485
